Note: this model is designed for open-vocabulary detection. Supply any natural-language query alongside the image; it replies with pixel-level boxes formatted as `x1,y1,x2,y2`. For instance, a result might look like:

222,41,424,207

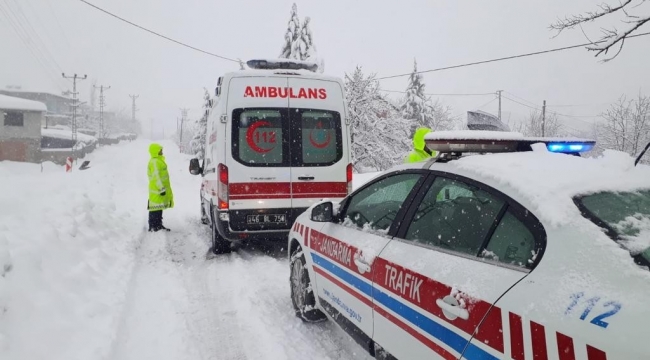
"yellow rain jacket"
148,143,174,211
404,127,437,163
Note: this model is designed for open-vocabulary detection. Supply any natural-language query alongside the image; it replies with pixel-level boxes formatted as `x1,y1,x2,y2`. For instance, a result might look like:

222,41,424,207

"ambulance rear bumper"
215,207,308,242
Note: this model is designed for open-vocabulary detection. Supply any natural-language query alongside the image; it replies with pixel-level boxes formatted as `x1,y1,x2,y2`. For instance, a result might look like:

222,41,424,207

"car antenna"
634,141,650,166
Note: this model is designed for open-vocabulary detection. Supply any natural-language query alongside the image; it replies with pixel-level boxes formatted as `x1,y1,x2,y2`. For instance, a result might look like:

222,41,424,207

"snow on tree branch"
550,0,649,61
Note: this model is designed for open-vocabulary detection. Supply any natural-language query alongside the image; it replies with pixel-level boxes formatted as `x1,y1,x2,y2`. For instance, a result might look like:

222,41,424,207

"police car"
287,130,650,360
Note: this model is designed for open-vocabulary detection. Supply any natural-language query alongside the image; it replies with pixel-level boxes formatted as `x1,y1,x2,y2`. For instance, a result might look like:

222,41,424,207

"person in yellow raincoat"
148,143,174,232
404,127,437,163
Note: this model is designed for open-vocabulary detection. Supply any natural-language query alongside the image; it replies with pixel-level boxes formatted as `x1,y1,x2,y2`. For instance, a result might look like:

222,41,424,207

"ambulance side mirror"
189,158,202,175
311,202,333,222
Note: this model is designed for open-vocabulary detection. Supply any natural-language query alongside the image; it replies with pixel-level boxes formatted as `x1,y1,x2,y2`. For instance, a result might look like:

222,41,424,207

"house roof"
0,94,47,112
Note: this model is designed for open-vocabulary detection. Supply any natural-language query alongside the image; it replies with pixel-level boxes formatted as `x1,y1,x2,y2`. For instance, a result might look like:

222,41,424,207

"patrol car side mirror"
189,158,202,175
311,202,333,222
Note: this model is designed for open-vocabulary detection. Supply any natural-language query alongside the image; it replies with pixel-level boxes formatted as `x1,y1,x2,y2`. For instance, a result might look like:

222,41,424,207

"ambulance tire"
290,247,326,323
200,198,209,225
210,206,231,254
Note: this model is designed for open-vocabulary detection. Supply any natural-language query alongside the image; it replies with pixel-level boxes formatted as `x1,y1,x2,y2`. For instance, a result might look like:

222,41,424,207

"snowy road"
0,140,373,360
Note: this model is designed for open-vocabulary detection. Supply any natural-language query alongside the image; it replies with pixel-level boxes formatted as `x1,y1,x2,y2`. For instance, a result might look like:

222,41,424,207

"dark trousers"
148,210,163,230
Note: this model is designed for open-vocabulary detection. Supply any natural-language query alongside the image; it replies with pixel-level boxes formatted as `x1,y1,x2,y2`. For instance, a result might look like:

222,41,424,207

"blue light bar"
546,142,594,153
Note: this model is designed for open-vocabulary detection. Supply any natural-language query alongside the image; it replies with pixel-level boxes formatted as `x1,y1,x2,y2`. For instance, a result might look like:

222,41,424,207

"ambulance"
189,59,352,254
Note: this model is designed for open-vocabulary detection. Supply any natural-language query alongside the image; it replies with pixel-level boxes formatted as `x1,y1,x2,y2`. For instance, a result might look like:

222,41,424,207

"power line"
379,89,495,96
503,92,600,118
376,31,650,80
78,0,240,63
0,1,65,91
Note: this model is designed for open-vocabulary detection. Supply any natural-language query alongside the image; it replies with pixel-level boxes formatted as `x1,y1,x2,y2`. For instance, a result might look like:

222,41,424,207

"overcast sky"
1,0,649,138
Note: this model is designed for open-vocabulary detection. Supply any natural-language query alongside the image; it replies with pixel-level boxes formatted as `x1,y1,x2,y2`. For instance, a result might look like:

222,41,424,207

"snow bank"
425,130,524,141
0,94,47,112
42,127,98,145
0,141,154,360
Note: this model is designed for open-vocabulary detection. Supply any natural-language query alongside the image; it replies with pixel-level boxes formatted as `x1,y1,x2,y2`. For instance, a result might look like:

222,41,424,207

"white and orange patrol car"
189,59,352,254
288,130,650,360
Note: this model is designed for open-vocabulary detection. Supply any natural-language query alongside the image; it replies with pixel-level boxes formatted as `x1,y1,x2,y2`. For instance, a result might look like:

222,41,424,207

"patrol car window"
480,211,535,268
290,109,342,166
404,177,504,256
577,190,650,268
343,173,422,233
232,108,288,167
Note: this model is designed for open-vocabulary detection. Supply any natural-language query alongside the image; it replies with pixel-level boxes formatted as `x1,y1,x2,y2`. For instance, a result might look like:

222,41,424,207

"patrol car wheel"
290,247,326,322
210,206,231,254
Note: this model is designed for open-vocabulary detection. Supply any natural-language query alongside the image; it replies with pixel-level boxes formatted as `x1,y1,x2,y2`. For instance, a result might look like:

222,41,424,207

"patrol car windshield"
577,190,650,268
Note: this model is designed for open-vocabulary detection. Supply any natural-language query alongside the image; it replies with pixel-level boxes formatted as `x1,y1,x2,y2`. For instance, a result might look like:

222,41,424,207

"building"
0,89,71,128
0,94,46,163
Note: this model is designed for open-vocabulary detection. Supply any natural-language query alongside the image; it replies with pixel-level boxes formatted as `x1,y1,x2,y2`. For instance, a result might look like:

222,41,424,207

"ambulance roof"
223,69,343,84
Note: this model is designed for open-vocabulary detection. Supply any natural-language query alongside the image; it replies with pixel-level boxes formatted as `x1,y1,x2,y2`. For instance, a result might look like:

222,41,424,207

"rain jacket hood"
412,127,431,151
149,143,163,158
404,127,436,163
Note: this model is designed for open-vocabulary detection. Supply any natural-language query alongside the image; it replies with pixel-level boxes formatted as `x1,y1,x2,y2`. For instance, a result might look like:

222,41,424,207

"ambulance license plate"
247,214,287,224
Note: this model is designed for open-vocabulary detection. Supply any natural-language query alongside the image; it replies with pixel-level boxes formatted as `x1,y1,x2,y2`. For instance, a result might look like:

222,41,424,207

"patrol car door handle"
298,176,315,181
353,257,371,274
435,299,470,320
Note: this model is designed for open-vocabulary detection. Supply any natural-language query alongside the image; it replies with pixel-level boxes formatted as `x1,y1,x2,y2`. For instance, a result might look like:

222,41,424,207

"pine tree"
345,66,410,171
401,59,457,134
279,3,301,60
190,89,211,159
401,59,430,134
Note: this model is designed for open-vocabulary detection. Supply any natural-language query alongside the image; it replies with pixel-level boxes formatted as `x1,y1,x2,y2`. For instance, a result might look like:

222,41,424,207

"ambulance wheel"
290,247,326,322
200,199,209,225
210,207,231,254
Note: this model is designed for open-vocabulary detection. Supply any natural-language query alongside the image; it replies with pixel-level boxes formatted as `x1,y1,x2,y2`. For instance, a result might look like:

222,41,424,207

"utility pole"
94,84,110,142
496,90,503,121
129,94,139,122
62,73,88,161
541,100,547,137
179,108,189,153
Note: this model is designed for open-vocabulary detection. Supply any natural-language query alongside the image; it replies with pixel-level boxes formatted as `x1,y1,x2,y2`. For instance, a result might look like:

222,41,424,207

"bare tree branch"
550,0,649,60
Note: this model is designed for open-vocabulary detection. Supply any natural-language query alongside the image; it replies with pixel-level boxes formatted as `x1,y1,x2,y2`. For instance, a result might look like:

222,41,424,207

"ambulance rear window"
293,109,342,166
232,109,287,166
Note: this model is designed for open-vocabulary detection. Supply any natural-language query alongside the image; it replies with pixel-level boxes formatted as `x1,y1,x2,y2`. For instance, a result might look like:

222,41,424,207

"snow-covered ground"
0,140,377,360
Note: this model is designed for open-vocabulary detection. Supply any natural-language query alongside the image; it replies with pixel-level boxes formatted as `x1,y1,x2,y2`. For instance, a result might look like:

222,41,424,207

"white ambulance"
189,59,352,254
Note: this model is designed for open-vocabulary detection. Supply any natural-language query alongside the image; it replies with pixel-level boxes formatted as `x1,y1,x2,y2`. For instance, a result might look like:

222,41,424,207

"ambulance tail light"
218,163,229,210
346,163,353,194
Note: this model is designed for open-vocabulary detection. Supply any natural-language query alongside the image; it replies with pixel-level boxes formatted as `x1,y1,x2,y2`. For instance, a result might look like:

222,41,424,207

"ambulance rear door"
226,76,293,232
287,77,349,211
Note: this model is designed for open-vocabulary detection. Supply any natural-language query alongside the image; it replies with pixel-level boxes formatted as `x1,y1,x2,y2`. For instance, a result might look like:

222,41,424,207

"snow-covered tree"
190,89,211,159
401,59,456,134
517,110,563,137
345,67,411,171
279,3,301,60
299,17,315,61
550,0,650,61
596,94,650,160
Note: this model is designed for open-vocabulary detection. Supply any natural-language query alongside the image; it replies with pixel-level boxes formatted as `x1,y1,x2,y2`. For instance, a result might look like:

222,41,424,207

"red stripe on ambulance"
230,182,347,200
